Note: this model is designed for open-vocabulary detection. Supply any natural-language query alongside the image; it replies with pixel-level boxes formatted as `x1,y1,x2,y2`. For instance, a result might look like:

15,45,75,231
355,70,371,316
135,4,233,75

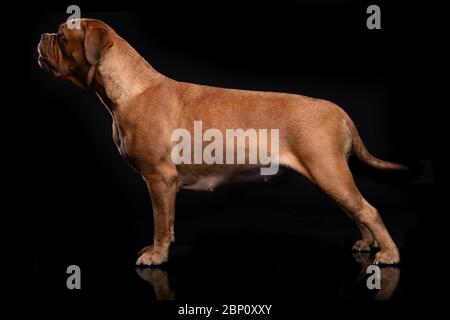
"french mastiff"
37,19,406,266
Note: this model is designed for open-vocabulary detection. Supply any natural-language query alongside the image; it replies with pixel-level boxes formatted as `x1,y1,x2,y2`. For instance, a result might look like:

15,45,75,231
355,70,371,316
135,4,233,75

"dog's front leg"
136,168,178,266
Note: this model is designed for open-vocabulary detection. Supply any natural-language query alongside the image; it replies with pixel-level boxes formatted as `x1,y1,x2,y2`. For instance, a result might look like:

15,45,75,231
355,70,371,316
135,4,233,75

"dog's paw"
138,245,153,256
373,249,400,265
352,239,379,252
352,240,372,252
136,247,168,266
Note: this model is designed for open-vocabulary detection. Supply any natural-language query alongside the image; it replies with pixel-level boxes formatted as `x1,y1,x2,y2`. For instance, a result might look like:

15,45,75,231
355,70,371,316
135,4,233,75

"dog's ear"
84,26,113,65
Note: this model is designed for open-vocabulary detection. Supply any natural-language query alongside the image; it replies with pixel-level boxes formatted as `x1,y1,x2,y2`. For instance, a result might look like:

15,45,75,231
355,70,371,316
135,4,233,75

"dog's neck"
91,38,166,113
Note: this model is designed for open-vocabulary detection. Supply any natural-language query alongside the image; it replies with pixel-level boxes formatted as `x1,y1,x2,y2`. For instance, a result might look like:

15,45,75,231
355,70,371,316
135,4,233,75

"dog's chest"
112,120,137,167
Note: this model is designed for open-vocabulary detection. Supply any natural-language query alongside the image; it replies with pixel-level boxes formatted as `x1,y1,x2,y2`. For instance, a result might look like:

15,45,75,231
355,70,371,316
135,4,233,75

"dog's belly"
180,174,227,191
177,165,285,191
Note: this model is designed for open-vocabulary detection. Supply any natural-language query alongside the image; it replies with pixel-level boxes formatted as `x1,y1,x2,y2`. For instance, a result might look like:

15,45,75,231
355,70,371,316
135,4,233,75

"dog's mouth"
37,40,62,78
38,55,64,79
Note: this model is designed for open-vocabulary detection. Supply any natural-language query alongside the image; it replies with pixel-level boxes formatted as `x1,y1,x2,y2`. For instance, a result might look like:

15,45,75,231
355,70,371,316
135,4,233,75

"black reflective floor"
33,179,437,315
137,242,402,301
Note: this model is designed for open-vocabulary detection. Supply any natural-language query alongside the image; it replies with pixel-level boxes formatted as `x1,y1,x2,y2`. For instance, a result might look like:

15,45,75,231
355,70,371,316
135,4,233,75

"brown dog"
37,18,406,266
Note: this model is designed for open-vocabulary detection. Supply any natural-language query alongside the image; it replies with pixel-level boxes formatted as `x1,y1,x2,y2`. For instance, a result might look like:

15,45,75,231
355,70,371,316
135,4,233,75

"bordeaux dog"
37,19,406,266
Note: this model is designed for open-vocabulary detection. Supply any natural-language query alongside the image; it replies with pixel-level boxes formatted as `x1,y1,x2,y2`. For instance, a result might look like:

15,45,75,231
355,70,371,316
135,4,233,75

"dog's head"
37,18,114,88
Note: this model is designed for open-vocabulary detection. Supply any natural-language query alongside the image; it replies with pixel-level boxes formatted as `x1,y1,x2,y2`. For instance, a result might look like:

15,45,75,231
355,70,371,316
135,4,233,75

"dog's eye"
57,33,66,43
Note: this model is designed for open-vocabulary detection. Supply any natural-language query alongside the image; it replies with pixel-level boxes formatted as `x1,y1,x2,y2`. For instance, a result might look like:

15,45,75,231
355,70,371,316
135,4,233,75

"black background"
29,0,442,316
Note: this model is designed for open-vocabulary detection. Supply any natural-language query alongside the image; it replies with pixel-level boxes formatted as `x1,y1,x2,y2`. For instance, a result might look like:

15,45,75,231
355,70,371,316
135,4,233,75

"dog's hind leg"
296,154,399,265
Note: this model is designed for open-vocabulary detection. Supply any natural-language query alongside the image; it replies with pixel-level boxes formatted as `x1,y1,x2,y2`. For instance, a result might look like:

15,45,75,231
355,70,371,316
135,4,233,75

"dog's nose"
41,33,52,40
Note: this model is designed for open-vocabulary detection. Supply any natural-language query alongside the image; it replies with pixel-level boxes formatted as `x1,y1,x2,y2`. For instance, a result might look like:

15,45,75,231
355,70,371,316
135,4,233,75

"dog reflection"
135,253,399,300
352,252,400,300
136,268,175,300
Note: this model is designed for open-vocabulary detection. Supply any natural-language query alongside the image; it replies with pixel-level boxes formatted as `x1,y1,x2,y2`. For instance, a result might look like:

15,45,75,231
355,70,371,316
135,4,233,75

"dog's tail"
346,116,408,171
